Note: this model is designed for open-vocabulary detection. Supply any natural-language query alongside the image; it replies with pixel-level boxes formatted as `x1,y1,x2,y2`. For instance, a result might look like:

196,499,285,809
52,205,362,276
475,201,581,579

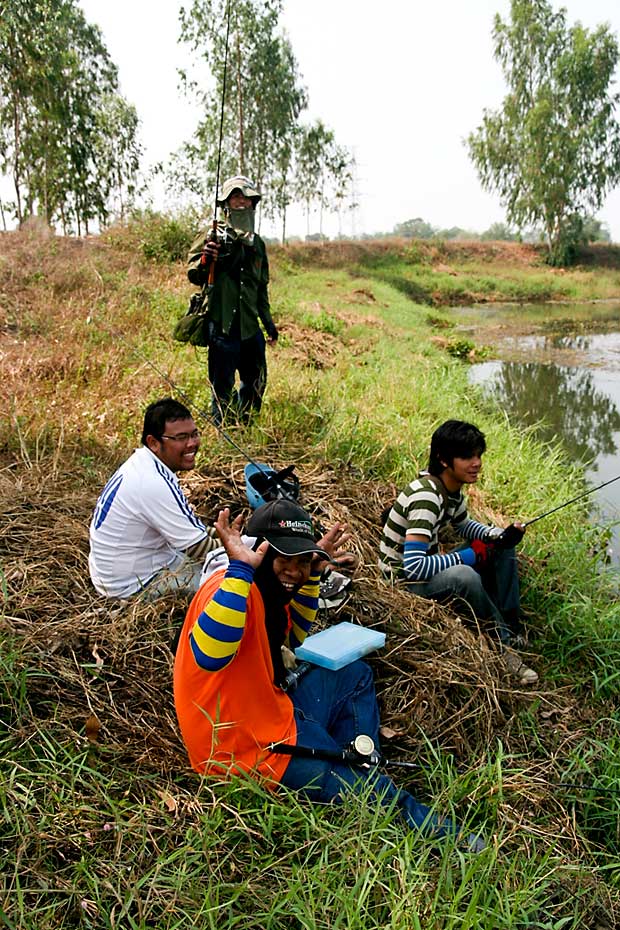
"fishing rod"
268,735,381,768
523,473,620,527
489,472,620,548
270,735,620,793
154,1,302,508
268,736,423,771
202,0,233,284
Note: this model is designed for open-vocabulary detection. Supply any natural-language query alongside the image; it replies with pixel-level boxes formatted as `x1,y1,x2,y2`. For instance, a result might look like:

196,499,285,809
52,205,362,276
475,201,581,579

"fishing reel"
347,734,381,767
280,661,312,693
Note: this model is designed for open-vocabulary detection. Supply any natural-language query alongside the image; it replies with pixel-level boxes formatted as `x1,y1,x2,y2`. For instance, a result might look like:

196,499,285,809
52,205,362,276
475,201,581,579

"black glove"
493,523,526,550
266,322,278,342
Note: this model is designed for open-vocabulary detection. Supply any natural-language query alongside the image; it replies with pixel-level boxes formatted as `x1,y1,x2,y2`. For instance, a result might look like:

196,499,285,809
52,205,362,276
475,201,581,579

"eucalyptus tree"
467,0,620,265
252,31,307,238
93,94,142,224
0,2,46,222
0,0,141,232
294,120,353,238
176,0,307,222
295,121,335,236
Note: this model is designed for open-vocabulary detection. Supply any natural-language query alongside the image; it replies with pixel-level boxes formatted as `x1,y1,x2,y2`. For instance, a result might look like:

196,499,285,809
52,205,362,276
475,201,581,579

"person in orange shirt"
174,499,484,848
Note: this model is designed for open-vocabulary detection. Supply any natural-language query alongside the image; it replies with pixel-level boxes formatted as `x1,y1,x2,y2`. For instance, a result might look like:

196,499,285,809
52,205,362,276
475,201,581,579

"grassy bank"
2,224,620,928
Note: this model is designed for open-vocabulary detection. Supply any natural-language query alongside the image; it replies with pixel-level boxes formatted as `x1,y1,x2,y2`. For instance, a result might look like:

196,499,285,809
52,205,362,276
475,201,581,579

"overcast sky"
79,0,620,241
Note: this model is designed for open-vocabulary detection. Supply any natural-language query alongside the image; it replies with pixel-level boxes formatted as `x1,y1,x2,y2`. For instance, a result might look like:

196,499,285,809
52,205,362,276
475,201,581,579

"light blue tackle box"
294,622,386,671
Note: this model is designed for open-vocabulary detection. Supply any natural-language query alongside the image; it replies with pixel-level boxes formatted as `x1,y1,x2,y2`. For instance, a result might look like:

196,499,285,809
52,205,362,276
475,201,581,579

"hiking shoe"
502,647,539,686
318,570,352,610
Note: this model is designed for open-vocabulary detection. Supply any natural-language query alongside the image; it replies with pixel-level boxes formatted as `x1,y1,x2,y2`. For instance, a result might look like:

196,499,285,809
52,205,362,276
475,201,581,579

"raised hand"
214,508,269,570
313,522,357,574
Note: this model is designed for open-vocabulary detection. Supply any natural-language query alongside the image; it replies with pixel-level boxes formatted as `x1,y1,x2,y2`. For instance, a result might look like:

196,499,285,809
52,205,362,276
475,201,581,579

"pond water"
443,302,620,565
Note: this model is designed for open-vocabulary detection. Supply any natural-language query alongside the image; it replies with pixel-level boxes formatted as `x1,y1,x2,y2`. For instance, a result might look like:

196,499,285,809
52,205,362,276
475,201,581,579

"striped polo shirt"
379,474,468,579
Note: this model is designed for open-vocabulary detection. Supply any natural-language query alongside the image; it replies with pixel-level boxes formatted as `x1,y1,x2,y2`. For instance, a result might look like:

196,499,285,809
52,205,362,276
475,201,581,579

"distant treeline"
272,216,613,246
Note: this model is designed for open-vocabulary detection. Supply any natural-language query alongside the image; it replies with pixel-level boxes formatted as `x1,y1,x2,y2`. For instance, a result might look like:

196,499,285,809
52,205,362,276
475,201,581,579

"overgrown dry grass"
1,451,613,835
3,227,620,927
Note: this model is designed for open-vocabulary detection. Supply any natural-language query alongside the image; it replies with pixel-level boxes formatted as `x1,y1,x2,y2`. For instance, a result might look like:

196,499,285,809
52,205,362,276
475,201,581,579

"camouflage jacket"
187,224,275,341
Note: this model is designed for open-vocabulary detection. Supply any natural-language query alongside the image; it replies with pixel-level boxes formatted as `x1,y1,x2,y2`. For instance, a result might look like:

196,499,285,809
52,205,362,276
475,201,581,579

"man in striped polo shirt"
88,398,218,600
379,420,537,686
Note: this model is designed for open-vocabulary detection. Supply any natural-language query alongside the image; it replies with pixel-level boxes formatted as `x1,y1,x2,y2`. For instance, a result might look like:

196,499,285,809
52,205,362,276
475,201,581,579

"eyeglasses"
160,430,201,443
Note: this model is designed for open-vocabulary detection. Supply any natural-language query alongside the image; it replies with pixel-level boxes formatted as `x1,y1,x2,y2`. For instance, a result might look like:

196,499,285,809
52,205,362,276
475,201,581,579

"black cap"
246,499,329,559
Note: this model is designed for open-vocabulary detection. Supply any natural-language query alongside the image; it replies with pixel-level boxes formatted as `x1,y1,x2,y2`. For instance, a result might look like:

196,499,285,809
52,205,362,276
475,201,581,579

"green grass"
2,694,616,930
3,225,620,927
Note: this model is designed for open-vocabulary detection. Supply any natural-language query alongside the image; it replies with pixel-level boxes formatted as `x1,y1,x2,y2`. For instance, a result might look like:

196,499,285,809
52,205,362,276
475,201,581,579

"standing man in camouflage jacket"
187,176,278,425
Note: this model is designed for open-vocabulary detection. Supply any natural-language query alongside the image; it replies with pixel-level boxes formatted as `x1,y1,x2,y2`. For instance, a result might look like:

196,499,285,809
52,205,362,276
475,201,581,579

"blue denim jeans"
279,661,458,839
406,547,520,644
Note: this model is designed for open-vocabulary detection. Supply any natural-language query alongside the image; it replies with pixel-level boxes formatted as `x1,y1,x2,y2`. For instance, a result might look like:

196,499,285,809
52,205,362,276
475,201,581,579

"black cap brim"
265,535,330,559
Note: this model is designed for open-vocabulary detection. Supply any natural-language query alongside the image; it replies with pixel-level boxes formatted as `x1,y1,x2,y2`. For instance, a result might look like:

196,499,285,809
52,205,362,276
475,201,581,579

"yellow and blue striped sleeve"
190,560,254,672
288,573,320,651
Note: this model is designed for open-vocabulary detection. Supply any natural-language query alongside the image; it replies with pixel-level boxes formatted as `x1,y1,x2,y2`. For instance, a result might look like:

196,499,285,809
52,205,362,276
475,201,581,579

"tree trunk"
12,99,23,223
42,119,49,224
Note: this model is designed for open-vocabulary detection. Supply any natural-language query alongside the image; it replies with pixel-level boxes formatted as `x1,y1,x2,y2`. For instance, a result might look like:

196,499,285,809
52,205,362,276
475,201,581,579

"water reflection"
456,304,620,566
474,361,620,464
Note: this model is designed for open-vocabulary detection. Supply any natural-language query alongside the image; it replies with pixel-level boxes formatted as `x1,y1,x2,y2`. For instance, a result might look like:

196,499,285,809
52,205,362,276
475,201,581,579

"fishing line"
524,473,620,527
114,0,300,505
213,0,232,217
201,0,234,288
98,324,300,503
86,0,293,508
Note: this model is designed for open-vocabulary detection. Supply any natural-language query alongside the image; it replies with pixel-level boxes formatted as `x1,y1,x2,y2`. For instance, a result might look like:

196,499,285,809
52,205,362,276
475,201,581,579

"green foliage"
135,210,198,263
392,218,481,241
582,215,612,244
468,0,620,266
565,720,620,853
299,307,343,336
173,1,353,243
480,222,517,241
394,216,437,239
445,338,490,361
295,120,354,240
0,0,141,232
175,1,305,210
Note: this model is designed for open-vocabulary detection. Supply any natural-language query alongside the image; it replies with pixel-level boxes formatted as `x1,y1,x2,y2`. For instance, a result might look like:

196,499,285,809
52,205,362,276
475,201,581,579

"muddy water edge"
442,300,620,568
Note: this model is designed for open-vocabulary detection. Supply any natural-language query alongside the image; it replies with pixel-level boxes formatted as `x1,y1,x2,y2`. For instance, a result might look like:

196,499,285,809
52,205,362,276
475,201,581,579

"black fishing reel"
280,661,312,693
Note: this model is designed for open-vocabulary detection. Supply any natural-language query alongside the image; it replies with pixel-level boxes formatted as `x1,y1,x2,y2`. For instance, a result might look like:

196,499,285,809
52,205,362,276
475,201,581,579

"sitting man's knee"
443,563,484,595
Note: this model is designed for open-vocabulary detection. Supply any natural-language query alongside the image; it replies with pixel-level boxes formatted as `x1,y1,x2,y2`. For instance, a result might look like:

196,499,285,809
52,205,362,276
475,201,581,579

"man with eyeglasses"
88,398,219,600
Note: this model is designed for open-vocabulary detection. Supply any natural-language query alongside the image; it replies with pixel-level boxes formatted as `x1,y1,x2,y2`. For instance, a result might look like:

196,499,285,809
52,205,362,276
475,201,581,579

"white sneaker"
318,570,352,610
